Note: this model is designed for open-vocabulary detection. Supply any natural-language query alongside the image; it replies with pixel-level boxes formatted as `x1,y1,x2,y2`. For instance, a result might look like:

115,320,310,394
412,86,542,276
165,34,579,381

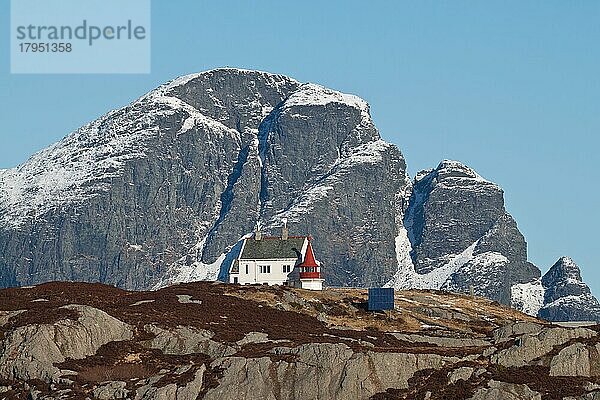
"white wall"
300,278,324,291
230,258,297,285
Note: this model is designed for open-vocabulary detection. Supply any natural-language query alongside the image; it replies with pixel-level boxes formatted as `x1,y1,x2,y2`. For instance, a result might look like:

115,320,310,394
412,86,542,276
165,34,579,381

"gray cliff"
538,257,600,321
0,68,596,321
0,68,408,290
389,160,539,305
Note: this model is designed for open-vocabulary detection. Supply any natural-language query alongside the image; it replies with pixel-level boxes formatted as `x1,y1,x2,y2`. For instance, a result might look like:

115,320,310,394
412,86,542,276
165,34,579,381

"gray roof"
240,237,305,260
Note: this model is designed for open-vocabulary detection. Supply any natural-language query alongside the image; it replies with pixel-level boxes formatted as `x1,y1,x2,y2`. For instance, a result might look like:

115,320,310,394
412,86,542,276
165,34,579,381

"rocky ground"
1,282,600,399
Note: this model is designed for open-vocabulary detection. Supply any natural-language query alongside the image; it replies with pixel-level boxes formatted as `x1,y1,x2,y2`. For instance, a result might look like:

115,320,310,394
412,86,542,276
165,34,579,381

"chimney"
255,223,262,241
281,218,289,240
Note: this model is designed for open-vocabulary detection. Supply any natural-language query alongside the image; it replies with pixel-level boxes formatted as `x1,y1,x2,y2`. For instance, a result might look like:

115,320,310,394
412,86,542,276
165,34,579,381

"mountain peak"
435,160,494,185
0,68,302,230
1,68,596,323
538,256,600,321
158,67,300,93
557,255,578,267
0,69,405,290
543,256,583,284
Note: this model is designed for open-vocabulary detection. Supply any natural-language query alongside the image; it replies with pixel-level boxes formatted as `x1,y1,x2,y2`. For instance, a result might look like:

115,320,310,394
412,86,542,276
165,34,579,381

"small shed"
368,288,394,311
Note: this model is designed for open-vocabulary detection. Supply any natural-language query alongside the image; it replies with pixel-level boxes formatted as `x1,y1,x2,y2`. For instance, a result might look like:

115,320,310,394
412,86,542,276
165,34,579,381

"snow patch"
511,280,545,316
435,159,500,189
268,184,334,226
176,294,202,304
541,294,592,308
130,299,155,307
387,239,479,290
153,232,252,289
393,226,415,277
149,87,240,139
283,83,369,117
336,139,389,167
152,252,226,290
126,243,143,252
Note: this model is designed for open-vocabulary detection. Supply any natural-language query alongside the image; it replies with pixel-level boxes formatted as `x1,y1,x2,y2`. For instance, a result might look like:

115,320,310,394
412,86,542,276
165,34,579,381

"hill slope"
1,282,600,399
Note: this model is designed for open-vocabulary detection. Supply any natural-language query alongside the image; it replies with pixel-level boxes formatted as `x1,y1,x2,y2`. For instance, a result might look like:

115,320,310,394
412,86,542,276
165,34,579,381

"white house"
228,223,324,290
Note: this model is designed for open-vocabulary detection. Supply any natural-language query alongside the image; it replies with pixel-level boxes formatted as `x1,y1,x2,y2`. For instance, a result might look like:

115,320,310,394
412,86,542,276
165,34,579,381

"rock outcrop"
387,160,539,305
468,380,543,400
0,304,132,382
539,257,600,321
510,257,600,321
1,281,600,399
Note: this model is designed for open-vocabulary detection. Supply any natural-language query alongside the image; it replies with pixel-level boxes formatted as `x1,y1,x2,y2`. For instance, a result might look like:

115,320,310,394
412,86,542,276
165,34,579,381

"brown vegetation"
0,280,578,400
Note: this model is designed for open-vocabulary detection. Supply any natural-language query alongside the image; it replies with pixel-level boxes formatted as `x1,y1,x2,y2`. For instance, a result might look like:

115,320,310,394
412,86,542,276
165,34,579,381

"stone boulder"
0,304,132,382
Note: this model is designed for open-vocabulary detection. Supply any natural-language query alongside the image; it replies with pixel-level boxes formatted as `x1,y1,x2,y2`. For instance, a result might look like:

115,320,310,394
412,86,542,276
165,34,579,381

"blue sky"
1,1,599,293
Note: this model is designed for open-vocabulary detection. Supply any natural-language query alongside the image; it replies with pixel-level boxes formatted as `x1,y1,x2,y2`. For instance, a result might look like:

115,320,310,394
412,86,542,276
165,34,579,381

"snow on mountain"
386,158,541,306
435,159,498,187
388,237,479,290
143,68,400,288
157,67,299,100
509,257,600,321
1,67,596,323
0,71,242,230
283,83,369,115
267,139,393,226
152,236,229,290
536,257,600,321
510,280,545,316
259,82,391,231
0,108,155,229
267,184,334,228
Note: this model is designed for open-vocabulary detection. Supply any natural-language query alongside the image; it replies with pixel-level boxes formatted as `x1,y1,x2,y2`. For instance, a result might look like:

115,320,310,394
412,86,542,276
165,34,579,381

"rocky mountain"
387,160,540,306
540,257,600,321
511,257,600,322
0,67,596,321
0,68,407,291
2,281,600,400
387,162,600,321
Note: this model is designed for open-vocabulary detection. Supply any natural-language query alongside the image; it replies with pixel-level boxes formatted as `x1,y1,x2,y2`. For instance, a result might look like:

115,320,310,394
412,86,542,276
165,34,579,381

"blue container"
368,288,395,311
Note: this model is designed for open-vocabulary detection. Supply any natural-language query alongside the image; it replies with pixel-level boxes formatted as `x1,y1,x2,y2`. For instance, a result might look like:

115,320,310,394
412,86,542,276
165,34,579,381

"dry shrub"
78,363,152,383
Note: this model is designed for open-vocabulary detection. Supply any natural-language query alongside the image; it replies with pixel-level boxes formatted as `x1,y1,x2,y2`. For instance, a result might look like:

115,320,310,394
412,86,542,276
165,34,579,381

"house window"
259,265,271,274
245,264,249,274
233,277,238,284
283,264,291,273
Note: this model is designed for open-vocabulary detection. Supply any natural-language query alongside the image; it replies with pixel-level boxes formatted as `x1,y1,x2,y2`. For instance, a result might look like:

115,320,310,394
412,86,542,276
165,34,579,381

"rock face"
0,304,132,382
387,160,539,305
0,67,596,320
0,69,407,289
510,257,600,322
468,380,543,400
1,282,600,400
538,257,600,321
0,68,408,290
203,345,451,400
